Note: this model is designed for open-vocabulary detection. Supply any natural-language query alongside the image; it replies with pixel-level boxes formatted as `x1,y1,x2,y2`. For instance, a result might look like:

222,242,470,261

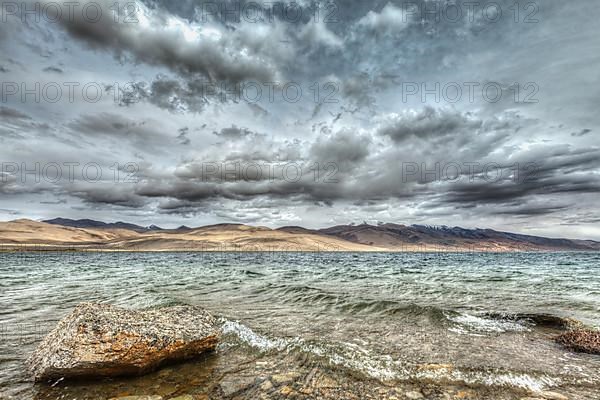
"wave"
254,284,580,333
220,319,561,392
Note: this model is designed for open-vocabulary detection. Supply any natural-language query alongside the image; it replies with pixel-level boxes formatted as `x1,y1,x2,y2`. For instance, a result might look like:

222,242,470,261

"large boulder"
28,303,220,382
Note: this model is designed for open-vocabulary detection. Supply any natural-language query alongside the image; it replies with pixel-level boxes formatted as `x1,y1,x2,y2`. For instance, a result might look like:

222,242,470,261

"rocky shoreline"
26,303,600,400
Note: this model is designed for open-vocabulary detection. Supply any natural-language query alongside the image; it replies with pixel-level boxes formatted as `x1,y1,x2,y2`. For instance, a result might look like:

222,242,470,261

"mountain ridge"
43,218,163,232
0,218,596,252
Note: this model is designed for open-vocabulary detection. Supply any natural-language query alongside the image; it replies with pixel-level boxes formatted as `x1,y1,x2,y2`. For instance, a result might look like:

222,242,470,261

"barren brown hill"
0,220,379,252
1,219,599,252
0,219,138,245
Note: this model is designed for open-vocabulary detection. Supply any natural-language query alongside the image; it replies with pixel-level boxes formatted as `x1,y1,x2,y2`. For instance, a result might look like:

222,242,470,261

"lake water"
1,252,599,399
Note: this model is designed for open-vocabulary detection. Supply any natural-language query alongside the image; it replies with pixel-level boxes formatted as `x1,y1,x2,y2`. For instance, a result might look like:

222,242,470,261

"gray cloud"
310,129,370,172
45,0,279,85
378,107,483,143
42,66,63,73
68,182,147,208
572,129,592,137
213,125,255,140
177,127,191,145
0,107,31,121
67,112,171,152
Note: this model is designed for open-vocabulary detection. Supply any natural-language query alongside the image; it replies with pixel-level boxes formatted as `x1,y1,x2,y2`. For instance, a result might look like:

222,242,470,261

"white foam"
413,365,559,392
221,320,294,351
220,319,558,392
448,313,531,334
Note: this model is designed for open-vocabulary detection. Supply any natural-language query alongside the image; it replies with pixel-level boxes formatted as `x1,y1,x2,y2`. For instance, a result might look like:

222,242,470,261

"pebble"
538,392,569,400
260,379,274,391
405,391,424,399
313,374,338,389
280,385,295,396
454,390,476,399
219,375,256,397
271,372,300,384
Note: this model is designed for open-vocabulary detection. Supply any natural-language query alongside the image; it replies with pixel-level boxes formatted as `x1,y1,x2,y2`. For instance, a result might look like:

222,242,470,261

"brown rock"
260,379,274,391
405,391,424,399
313,374,338,389
219,375,256,396
280,385,295,396
556,329,600,355
271,372,301,385
538,391,569,400
28,303,219,381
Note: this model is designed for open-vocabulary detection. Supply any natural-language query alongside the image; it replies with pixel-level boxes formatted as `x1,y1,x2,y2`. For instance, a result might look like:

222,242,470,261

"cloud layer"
0,0,599,239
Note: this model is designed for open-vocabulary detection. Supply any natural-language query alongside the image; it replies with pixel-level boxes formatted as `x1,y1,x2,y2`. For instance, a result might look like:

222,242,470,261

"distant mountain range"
43,218,161,232
280,223,600,251
0,218,596,252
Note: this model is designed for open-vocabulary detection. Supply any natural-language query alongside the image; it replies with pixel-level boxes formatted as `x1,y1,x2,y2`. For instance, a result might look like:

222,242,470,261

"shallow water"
1,251,600,399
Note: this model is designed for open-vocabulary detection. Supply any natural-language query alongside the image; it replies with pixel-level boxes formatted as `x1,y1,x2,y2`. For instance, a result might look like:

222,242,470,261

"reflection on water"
1,251,600,399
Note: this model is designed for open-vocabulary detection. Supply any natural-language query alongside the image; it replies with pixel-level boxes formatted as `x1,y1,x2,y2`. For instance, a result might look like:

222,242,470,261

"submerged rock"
28,303,219,382
484,313,582,330
556,329,600,355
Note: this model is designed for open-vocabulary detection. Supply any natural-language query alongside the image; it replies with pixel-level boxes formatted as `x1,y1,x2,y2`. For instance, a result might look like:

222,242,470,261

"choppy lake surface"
1,252,600,399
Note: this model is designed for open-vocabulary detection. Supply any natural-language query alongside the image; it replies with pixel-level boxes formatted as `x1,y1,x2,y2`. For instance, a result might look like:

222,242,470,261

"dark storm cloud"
67,112,170,151
0,107,51,140
68,183,147,208
247,103,269,117
21,106,597,221
177,127,191,145
378,107,483,143
135,175,346,206
492,204,570,217
571,129,592,137
562,212,600,225
42,66,63,73
69,113,144,135
213,125,255,140
310,129,370,171
0,107,31,121
44,0,279,84
441,163,600,207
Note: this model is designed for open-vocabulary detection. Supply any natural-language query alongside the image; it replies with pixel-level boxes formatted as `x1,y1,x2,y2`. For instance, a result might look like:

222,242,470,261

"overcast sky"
0,0,599,239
